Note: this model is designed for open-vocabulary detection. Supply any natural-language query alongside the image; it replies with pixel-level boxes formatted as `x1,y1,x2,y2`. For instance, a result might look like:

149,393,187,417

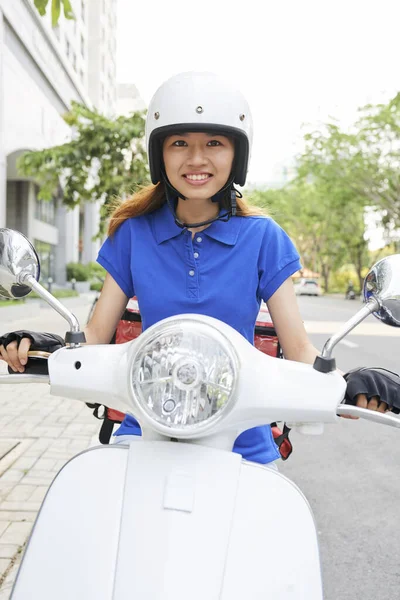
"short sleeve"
258,219,301,302
97,220,135,298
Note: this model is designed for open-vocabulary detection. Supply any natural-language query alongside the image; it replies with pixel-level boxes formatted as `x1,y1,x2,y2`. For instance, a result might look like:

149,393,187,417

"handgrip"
7,351,50,376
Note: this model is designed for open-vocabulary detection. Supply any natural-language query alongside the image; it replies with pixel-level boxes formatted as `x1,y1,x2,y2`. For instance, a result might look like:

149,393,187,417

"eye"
172,140,187,147
207,140,222,146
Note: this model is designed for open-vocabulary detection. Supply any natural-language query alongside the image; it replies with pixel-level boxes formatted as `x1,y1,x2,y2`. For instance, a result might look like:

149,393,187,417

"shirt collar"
153,202,243,246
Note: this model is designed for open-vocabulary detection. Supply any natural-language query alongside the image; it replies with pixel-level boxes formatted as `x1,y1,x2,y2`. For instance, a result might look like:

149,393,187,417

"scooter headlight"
130,318,238,437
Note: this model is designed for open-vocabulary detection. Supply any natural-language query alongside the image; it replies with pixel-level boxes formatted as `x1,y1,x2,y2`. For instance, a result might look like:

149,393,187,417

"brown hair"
108,183,265,236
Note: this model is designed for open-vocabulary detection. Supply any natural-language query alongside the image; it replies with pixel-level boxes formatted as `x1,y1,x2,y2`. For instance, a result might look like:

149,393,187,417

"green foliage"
297,93,400,234
250,92,400,292
34,0,74,26
0,299,21,307
250,180,369,293
90,282,103,292
66,262,90,282
29,288,78,299
17,102,150,236
86,262,106,281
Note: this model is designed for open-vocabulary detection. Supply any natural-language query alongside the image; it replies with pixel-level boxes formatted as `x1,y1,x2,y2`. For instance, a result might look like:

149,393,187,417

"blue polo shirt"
97,201,301,464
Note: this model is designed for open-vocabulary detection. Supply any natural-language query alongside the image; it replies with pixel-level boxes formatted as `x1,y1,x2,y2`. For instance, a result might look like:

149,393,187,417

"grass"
0,299,22,307
29,289,79,299
0,288,79,307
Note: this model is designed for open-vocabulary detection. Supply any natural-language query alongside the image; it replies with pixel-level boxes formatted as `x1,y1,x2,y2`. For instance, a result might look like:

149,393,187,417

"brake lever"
337,405,400,428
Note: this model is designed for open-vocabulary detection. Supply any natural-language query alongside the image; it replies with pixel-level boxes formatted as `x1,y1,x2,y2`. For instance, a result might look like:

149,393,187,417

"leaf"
34,0,49,16
62,0,75,20
51,0,61,27
17,103,150,235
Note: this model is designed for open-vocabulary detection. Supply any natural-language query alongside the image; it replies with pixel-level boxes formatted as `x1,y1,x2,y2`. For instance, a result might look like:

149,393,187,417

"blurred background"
0,2,400,599
0,0,399,296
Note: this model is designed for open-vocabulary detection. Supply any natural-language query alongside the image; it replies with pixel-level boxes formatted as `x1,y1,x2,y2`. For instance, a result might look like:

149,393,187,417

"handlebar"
1,371,399,429
336,405,400,428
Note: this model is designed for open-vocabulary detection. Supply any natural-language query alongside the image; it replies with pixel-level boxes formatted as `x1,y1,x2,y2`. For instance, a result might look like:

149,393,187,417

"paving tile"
0,471,25,484
0,502,42,513
0,560,22,597
0,558,11,579
0,544,19,559
0,525,10,539
0,512,36,523
0,523,32,546
5,486,37,503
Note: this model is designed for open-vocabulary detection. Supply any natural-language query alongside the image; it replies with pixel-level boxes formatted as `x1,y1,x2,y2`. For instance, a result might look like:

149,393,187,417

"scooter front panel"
221,461,323,599
11,446,129,600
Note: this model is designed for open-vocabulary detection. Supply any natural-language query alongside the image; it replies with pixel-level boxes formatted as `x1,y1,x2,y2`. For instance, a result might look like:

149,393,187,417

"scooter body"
2,230,399,600
11,440,323,600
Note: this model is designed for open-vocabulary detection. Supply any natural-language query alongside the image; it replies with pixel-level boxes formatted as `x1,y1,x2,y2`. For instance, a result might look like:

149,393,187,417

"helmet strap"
161,169,241,229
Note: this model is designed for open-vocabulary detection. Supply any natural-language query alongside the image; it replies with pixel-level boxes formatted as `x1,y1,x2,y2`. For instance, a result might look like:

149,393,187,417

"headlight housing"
129,317,239,437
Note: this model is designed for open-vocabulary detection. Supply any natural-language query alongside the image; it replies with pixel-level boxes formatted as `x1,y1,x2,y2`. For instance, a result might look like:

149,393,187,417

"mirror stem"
19,273,82,339
321,298,380,359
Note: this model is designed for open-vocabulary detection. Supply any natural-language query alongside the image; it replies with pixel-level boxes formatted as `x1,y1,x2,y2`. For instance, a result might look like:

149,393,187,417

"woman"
0,72,395,464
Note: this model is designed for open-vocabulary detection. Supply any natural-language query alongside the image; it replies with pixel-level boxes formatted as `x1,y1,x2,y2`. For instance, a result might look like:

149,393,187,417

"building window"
81,34,85,58
66,39,71,58
81,0,85,21
34,240,56,281
35,197,56,226
80,69,85,83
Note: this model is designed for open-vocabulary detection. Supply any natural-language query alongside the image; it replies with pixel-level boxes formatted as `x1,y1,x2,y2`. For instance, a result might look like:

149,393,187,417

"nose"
186,143,208,167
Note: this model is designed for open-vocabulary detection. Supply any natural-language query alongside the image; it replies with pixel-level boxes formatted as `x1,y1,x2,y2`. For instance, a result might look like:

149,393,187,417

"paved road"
0,294,399,599
280,295,400,600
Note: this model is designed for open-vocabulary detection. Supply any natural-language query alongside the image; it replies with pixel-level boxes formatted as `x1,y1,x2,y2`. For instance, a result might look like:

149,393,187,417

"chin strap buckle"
230,189,237,216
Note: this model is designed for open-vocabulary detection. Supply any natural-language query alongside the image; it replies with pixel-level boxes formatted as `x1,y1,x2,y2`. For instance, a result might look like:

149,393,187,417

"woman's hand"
0,337,32,373
344,367,400,414
355,393,388,412
0,331,64,373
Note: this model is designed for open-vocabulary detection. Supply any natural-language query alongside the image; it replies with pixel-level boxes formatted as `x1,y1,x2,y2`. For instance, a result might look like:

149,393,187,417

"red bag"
89,299,293,459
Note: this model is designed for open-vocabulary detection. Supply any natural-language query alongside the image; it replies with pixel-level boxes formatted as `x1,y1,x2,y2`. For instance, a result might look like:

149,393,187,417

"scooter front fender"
11,442,323,600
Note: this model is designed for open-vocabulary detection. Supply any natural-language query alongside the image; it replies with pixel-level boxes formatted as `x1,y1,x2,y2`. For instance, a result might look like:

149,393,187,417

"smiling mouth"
183,173,213,182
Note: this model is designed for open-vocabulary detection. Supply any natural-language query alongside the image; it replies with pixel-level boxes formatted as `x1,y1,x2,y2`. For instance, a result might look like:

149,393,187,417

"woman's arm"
84,273,129,344
266,278,319,364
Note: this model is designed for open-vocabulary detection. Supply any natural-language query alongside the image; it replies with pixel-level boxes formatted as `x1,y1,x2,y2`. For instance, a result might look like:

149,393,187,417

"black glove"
0,331,65,353
344,367,400,414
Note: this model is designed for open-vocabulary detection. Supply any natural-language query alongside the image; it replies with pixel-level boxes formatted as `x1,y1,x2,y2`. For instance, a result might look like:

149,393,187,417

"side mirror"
363,254,400,327
315,254,400,371
0,228,85,345
0,228,40,299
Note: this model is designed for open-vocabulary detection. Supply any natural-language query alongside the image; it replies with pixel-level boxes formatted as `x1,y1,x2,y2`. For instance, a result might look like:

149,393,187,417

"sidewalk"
0,294,101,598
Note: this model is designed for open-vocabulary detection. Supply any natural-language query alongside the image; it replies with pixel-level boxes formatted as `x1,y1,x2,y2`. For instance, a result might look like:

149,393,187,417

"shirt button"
193,252,199,259
189,270,195,276
196,236,202,243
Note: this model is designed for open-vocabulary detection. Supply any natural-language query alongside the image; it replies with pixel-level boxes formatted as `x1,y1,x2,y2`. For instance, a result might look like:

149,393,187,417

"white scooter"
1,228,399,600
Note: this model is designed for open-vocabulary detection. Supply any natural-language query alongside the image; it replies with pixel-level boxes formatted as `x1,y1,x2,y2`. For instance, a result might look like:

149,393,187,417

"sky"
116,0,400,186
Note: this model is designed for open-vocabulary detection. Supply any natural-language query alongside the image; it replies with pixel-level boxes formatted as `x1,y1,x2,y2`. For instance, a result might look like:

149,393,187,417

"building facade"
0,0,117,284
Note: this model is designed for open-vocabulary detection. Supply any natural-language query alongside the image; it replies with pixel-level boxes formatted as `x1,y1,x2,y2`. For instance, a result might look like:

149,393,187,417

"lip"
182,173,213,186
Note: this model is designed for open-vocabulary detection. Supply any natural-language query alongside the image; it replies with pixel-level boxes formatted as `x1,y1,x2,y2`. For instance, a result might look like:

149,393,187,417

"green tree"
297,93,400,236
17,102,149,236
250,179,369,292
34,0,74,26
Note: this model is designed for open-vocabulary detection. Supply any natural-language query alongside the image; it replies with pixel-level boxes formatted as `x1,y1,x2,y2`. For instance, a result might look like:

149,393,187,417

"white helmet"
145,71,253,187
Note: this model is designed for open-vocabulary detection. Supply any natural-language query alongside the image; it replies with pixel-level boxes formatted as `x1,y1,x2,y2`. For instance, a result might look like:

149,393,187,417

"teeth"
186,174,210,181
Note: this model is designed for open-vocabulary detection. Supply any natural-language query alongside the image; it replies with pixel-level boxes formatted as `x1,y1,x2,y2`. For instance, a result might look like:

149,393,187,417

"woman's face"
162,132,235,199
